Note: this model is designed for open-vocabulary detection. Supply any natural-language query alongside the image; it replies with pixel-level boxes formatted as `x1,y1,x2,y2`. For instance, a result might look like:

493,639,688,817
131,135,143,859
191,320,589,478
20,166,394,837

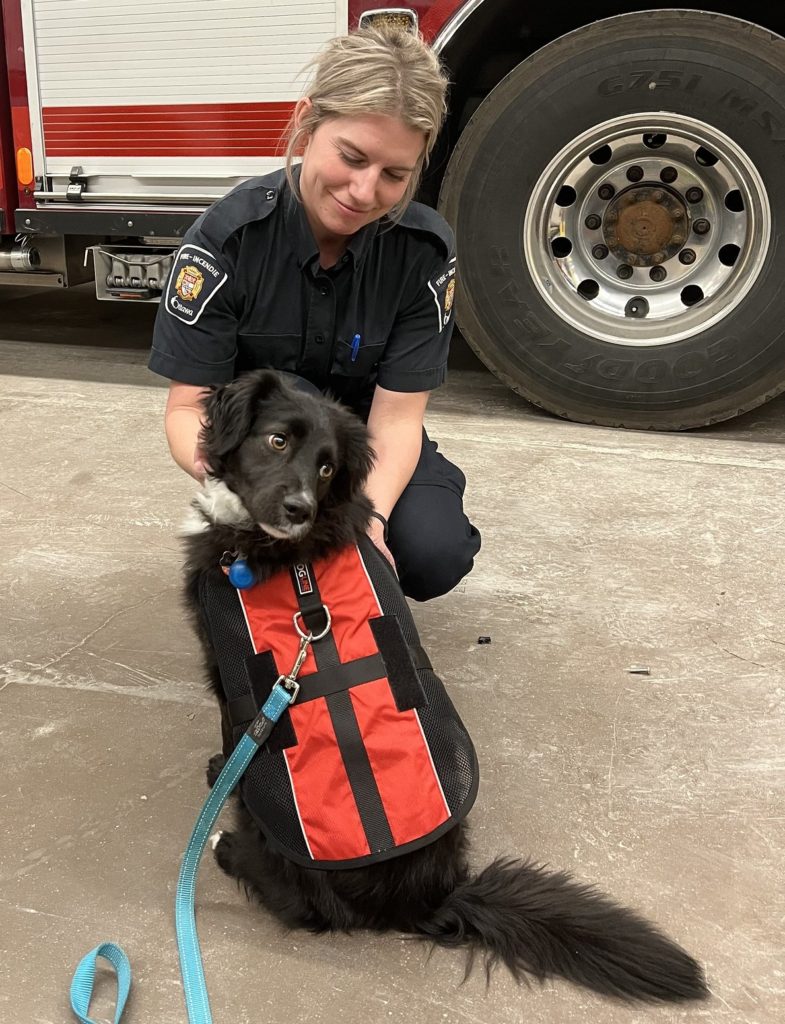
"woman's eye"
340,152,363,166
319,463,335,480
268,434,287,451
384,170,406,183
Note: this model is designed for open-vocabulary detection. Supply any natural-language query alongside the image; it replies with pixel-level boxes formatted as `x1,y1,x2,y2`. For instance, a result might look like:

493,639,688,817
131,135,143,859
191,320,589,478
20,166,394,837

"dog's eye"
268,434,288,451
319,463,335,480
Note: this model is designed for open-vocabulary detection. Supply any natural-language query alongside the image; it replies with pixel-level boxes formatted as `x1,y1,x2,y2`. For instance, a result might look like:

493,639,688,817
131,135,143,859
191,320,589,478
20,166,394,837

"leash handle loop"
70,942,130,1024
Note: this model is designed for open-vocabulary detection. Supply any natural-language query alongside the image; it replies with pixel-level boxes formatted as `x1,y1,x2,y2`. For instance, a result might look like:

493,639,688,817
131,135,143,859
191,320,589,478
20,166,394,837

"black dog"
182,369,708,1004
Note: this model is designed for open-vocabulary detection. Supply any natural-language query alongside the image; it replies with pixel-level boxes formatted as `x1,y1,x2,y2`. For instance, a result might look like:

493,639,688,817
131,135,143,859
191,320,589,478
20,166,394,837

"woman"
149,24,480,601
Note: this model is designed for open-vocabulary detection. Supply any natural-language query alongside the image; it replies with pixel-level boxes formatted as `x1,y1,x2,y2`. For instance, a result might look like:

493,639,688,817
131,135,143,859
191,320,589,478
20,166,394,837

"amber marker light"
16,147,34,186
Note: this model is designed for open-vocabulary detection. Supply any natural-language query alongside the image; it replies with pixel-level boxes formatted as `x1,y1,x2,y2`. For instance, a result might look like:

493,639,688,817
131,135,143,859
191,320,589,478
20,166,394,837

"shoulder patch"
427,257,457,333
164,244,228,326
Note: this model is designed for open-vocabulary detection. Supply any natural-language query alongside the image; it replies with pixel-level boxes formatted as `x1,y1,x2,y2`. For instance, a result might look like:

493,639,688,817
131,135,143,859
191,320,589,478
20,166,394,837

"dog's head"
196,370,374,544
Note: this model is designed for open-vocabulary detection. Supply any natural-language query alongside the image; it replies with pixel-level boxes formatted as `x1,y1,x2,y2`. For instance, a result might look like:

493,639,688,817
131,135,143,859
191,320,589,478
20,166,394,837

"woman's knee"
392,520,481,602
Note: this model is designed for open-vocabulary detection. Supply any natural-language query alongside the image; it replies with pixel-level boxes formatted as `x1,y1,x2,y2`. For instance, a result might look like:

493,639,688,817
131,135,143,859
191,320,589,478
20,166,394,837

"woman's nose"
349,168,377,206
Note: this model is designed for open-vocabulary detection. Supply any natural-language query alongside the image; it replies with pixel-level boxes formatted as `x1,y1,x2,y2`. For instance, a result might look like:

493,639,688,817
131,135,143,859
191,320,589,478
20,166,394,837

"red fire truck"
2,1,785,429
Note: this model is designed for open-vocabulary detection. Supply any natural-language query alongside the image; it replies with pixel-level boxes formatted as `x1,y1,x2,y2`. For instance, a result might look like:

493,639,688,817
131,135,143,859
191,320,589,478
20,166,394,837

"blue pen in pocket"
351,333,361,362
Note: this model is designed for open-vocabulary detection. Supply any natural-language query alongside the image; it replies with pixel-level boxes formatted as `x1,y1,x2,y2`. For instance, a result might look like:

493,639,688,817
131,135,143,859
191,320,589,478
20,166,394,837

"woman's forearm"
365,387,428,519
365,421,422,518
164,381,211,480
165,406,205,479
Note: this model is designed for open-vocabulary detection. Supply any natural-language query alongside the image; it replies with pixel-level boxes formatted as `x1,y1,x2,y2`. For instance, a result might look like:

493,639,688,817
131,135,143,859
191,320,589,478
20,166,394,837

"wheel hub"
604,186,688,266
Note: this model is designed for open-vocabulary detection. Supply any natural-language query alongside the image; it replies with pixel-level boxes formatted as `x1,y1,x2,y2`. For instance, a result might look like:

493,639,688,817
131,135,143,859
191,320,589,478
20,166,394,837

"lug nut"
585,214,602,230
679,249,697,265
693,218,711,235
592,244,609,260
598,183,615,201
686,187,704,203
617,264,634,279
626,165,644,182
660,166,678,184
649,266,667,282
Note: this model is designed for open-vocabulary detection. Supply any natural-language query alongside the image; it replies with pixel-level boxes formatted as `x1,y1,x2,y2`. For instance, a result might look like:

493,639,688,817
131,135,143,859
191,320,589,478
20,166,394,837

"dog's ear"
201,370,283,469
328,406,376,503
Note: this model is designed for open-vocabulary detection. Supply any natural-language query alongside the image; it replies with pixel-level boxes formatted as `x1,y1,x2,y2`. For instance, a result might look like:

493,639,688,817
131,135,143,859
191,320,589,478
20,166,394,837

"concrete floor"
1,285,784,1024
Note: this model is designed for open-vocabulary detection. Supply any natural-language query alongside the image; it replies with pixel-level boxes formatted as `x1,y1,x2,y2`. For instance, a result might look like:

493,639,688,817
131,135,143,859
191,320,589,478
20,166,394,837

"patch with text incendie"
427,256,457,333
165,243,229,325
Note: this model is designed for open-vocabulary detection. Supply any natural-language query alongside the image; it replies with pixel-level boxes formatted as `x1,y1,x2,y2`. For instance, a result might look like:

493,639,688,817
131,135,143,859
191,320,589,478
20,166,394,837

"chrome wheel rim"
523,113,770,346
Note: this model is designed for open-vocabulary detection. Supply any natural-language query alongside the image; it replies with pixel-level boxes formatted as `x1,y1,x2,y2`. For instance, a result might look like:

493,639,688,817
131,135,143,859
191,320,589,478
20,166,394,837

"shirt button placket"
303,275,335,384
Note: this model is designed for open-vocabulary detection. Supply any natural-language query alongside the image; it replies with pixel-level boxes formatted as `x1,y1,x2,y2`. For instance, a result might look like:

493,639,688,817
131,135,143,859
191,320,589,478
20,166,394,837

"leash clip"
277,674,301,704
279,607,332,704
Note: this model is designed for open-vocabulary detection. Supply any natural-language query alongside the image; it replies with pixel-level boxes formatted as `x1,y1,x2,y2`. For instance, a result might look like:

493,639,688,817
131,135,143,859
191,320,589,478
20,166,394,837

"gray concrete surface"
1,285,784,1024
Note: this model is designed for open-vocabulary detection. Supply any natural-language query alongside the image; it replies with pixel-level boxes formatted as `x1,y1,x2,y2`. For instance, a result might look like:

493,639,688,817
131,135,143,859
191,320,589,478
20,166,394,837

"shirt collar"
283,165,379,272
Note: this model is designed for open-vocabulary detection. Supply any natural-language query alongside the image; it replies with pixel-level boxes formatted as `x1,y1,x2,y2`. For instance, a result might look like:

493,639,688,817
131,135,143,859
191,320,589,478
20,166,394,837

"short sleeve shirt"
148,168,458,415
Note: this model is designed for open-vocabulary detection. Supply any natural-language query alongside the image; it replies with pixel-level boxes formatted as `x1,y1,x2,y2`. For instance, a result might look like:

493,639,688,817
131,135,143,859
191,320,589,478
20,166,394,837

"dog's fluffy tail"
415,857,708,1003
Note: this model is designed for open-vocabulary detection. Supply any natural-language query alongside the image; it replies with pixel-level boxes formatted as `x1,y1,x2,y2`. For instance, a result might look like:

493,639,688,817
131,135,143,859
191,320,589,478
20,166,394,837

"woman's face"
296,104,426,248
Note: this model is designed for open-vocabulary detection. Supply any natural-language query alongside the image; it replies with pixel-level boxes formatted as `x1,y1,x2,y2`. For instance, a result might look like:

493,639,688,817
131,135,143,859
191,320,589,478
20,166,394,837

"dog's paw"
213,830,237,875
206,752,226,788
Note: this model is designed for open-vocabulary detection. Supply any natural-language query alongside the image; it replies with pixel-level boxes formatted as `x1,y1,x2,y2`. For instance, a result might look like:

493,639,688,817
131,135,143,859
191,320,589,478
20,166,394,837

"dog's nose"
283,492,316,525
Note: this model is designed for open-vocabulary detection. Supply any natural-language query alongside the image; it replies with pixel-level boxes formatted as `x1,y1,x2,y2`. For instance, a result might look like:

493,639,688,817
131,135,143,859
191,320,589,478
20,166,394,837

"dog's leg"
205,752,226,788
213,811,336,932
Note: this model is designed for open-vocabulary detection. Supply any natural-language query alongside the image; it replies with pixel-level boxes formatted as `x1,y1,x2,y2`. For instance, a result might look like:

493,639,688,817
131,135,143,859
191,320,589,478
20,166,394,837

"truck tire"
439,10,785,429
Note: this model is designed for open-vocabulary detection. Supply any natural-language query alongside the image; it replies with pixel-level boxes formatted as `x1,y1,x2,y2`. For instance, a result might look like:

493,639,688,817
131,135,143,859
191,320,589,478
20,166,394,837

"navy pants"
284,374,481,602
388,432,481,602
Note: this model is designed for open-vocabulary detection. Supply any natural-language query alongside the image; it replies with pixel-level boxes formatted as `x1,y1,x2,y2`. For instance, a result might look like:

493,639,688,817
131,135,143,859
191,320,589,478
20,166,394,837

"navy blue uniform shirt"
149,167,458,416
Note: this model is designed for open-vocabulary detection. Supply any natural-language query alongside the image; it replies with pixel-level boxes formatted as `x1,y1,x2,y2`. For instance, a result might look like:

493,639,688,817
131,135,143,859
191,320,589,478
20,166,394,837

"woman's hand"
193,441,211,482
368,514,397,572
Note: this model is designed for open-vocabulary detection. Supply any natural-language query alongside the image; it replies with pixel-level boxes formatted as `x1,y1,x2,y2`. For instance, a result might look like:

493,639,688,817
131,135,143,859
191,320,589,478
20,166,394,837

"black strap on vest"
289,564,330,636
289,562,395,855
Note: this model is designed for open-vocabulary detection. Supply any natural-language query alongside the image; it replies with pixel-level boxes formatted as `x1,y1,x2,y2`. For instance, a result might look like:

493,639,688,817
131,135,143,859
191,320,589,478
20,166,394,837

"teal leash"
69,679,297,1024
175,681,294,1023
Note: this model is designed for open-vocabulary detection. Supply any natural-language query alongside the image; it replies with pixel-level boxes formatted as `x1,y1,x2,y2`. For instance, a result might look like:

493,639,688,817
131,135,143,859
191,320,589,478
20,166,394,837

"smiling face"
295,103,426,250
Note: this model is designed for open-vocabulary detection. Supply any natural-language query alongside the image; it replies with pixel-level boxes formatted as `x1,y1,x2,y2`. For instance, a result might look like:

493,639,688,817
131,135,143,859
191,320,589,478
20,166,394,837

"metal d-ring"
293,606,332,642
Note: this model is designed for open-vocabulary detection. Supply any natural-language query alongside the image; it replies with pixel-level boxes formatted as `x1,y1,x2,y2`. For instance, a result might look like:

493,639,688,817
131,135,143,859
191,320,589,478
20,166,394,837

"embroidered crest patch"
165,244,228,325
427,257,457,333
175,265,204,302
444,278,455,317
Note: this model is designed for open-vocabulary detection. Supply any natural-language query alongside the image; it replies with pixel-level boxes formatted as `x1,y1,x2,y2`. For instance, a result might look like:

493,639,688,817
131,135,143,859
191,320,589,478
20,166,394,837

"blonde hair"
284,25,449,219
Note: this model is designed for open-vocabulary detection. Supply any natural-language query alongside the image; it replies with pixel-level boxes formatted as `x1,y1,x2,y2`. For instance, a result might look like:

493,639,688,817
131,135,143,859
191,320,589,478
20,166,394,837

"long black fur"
182,369,709,1004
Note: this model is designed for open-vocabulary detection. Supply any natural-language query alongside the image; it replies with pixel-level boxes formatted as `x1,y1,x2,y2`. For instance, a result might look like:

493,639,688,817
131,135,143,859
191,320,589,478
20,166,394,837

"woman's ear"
293,97,314,151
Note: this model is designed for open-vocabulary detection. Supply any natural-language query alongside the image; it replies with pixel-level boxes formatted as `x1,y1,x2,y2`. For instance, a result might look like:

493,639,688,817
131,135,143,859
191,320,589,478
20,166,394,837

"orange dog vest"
198,536,478,869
